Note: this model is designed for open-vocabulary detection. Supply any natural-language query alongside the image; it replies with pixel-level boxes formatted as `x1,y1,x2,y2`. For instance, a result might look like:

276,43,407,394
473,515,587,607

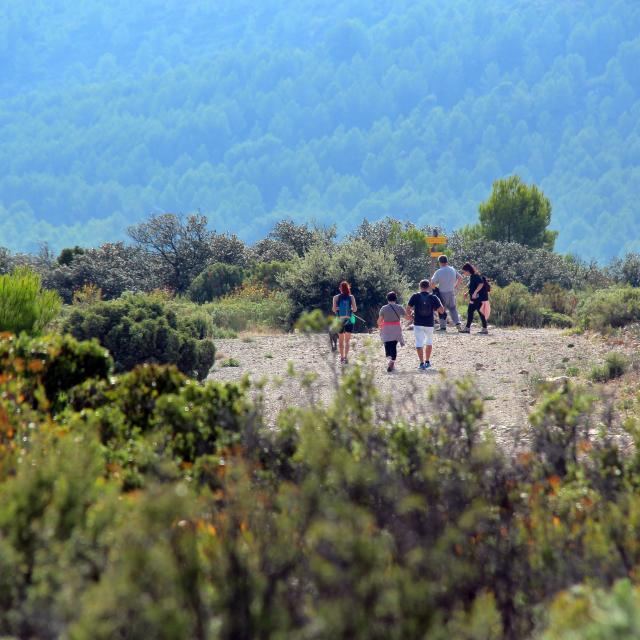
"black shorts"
338,318,354,334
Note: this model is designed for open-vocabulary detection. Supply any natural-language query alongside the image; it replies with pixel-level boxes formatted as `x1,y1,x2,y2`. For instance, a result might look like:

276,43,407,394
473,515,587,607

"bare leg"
344,334,352,360
338,333,346,359
416,347,424,364
425,345,433,362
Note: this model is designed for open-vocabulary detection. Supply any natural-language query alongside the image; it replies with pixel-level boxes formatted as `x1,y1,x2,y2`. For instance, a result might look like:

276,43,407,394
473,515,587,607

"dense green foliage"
279,240,407,325
188,263,245,303
207,285,294,333
576,286,640,331
2,1,640,258
0,332,112,409
541,580,640,639
589,351,630,383
0,267,61,335
448,234,609,292
1,330,640,638
62,293,216,379
489,283,571,329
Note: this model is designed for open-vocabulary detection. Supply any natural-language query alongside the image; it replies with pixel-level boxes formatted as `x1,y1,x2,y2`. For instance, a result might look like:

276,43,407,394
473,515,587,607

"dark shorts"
338,318,353,334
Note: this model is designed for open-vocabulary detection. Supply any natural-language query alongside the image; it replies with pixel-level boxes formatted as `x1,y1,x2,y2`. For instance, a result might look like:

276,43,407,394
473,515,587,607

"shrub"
187,262,244,303
348,217,436,285
0,266,61,335
5,347,640,637
0,333,112,410
279,240,407,326
248,260,290,290
449,235,610,292
208,285,294,332
42,242,163,303
540,580,640,639
489,283,544,327
62,292,215,379
590,351,629,382
608,252,640,287
540,282,578,316
540,309,574,328
488,283,575,328
576,286,640,330
219,357,240,367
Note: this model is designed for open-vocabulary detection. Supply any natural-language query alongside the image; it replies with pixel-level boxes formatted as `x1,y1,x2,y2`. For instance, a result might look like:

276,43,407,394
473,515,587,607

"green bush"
7,345,640,637
449,235,610,292
0,266,61,335
608,252,640,288
279,240,407,326
589,351,629,382
489,283,544,327
187,262,245,303
0,332,112,409
576,286,640,331
540,309,574,328
247,260,290,290
207,284,294,332
62,292,215,380
219,357,240,367
540,580,640,639
489,283,574,328
540,282,578,316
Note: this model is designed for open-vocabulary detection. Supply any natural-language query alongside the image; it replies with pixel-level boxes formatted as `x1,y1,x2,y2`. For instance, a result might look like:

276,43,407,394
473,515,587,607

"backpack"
337,294,352,317
415,292,435,317
481,275,491,293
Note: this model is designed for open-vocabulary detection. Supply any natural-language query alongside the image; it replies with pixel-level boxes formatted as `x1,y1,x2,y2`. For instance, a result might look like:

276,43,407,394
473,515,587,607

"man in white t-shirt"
431,255,463,331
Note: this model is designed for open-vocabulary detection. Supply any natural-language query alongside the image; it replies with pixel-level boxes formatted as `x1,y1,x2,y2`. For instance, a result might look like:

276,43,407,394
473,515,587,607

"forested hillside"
1,0,639,259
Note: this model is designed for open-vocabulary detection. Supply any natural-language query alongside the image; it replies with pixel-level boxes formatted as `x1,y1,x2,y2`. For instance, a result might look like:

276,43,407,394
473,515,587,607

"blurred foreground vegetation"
0,331,640,638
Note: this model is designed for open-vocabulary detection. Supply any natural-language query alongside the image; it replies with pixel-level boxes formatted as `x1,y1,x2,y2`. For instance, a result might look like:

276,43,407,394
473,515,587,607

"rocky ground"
209,326,618,450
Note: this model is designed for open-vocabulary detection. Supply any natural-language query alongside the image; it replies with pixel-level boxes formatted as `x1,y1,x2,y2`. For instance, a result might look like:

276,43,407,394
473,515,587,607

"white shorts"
414,325,434,348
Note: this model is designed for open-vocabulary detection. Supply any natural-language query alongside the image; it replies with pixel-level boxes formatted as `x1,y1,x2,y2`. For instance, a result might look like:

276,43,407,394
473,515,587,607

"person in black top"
406,279,445,369
459,262,489,334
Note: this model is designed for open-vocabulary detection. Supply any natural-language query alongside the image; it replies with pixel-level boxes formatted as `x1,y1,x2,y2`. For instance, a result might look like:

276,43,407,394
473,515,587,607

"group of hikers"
331,255,491,371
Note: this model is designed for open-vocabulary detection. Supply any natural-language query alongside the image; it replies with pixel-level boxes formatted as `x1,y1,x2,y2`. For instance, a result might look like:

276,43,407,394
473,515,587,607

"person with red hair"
332,281,357,364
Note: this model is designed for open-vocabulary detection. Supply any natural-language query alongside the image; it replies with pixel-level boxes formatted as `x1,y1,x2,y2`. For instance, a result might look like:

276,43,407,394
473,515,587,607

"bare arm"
471,284,483,299
406,305,414,321
454,273,463,289
350,295,357,313
332,295,338,313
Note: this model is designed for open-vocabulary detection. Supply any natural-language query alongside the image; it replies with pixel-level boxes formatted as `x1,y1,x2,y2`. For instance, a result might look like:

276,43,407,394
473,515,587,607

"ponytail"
461,262,477,275
340,281,351,296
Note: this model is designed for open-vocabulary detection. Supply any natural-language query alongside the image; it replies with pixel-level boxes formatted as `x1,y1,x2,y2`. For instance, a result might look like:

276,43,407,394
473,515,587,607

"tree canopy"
478,176,556,249
0,0,639,260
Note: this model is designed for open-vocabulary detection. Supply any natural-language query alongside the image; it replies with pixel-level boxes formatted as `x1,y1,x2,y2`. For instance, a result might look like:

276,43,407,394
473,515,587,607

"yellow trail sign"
426,236,447,244
430,251,445,258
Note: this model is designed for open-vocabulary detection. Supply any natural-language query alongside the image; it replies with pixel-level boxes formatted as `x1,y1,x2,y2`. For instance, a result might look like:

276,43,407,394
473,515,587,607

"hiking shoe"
424,361,431,369
459,327,470,333
387,360,395,373
419,362,426,370
479,328,489,335
436,327,447,332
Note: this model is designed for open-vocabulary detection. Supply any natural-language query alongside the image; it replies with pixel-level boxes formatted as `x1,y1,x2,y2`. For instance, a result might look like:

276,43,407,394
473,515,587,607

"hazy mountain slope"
1,0,639,259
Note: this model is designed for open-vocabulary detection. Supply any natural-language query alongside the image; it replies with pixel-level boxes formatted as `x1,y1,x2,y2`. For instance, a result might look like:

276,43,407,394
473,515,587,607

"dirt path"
209,327,609,449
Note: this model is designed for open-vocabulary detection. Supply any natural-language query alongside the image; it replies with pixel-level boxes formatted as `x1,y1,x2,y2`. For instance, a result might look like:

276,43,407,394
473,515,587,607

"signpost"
426,234,448,275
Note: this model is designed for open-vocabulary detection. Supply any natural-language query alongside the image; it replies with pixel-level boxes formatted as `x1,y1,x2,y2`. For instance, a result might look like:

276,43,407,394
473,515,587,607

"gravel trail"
209,327,609,449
